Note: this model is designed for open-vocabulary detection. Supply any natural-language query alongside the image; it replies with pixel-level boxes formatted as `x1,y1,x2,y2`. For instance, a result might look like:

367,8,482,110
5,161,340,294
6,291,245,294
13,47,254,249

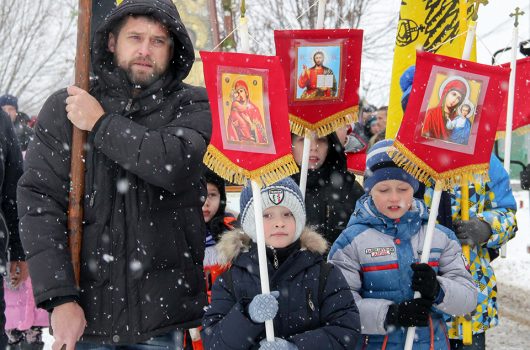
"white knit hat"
239,178,306,243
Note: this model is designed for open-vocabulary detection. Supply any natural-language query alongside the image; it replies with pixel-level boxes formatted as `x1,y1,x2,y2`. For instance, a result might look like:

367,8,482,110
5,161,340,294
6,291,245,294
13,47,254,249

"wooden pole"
68,0,92,287
207,0,221,48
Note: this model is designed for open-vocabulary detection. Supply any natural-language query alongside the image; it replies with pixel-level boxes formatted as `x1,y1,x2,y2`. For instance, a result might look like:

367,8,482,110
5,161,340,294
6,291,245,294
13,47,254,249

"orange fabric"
224,216,236,229
381,335,388,350
192,339,204,350
204,264,230,303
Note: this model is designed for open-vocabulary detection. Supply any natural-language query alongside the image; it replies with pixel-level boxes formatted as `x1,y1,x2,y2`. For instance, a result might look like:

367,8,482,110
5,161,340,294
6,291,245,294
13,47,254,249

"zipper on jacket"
271,249,279,269
306,289,315,313
89,191,97,207
124,98,133,112
85,140,97,208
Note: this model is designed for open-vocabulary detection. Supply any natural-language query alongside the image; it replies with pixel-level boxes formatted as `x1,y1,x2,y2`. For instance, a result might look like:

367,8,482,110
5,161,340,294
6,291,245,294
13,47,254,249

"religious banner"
386,0,477,139
497,56,530,137
390,51,510,189
274,29,363,137
201,51,298,186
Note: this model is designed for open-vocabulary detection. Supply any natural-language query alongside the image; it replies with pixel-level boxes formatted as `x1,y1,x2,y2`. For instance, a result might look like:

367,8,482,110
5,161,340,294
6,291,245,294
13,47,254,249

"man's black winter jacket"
17,0,211,344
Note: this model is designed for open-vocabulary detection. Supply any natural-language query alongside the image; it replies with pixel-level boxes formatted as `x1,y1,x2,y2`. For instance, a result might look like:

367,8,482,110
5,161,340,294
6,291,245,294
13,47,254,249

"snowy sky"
476,0,530,64
360,0,530,107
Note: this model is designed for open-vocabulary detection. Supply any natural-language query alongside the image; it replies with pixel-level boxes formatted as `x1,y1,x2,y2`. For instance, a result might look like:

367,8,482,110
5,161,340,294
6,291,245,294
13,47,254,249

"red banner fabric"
392,51,510,189
201,51,298,187
498,57,530,136
274,29,363,136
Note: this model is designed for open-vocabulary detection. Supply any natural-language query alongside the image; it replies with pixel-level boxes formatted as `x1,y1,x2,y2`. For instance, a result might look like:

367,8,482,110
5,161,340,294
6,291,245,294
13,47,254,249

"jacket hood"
215,227,328,266
347,193,428,234
91,0,195,84
322,132,347,171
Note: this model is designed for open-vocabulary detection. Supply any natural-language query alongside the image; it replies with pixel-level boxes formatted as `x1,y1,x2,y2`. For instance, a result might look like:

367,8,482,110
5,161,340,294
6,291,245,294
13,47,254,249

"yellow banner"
386,0,476,138
116,0,123,5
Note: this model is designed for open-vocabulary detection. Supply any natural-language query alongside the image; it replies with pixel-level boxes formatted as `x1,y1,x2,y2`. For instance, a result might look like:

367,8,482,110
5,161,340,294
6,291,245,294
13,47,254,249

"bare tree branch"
237,0,398,106
0,0,76,115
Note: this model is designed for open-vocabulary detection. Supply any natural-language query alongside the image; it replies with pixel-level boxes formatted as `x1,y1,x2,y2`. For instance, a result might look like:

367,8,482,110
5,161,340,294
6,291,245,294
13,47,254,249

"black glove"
411,263,440,301
453,217,491,247
385,298,432,328
521,164,530,190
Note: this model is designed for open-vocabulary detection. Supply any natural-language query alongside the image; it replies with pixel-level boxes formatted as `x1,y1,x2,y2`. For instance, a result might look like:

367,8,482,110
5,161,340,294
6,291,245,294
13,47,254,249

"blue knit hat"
364,139,419,193
240,177,306,243
0,94,18,110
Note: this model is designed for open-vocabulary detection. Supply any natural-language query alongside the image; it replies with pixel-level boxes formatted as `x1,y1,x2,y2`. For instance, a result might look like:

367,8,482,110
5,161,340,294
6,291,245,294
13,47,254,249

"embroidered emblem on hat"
268,188,285,205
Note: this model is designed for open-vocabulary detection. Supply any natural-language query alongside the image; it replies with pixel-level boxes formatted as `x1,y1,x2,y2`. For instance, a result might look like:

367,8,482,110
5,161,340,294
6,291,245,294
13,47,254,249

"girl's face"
202,183,221,223
370,180,414,219
445,90,463,110
292,134,329,170
263,206,296,248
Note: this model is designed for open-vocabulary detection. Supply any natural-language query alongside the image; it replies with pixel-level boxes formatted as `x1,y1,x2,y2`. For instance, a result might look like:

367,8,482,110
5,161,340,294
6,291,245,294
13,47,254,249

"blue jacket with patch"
328,195,477,350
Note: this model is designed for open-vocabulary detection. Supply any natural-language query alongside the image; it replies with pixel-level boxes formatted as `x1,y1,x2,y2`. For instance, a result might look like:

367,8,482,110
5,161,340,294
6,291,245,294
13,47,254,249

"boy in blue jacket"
328,140,477,349
202,177,361,349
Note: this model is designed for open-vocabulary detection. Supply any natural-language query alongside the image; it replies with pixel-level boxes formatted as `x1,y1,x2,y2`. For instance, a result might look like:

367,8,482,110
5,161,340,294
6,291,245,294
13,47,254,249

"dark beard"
113,55,162,88
125,63,160,88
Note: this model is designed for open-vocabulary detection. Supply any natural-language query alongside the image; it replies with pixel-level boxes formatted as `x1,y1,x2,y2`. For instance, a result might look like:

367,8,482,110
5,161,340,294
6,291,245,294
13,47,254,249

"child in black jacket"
202,177,361,350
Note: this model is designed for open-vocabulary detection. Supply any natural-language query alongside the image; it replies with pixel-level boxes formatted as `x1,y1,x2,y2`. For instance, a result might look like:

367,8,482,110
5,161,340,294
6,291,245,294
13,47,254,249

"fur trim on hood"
215,227,328,266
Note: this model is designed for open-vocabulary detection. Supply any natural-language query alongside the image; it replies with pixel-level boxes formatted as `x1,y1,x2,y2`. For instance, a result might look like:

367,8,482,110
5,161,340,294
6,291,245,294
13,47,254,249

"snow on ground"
491,190,530,290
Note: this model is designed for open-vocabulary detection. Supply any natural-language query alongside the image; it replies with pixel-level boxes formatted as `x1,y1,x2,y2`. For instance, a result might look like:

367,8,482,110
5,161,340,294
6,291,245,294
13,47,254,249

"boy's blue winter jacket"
328,195,477,350
202,229,361,349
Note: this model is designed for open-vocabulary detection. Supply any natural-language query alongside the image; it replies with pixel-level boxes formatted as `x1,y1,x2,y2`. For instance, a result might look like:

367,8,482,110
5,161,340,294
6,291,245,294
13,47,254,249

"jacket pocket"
138,207,191,271
180,207,206,267
81,225,111,283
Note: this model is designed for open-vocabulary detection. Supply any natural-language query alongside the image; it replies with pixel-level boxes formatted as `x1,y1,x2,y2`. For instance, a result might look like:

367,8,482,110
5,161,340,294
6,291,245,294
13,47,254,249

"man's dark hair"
361,104,377,114
110,14,173,48
377,106,388,112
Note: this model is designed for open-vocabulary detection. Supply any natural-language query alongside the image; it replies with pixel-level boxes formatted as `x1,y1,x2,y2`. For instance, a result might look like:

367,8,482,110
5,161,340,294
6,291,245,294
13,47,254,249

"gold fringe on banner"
203,144,300,187
389,140,490,191
496,124,530,140
289,105,358,137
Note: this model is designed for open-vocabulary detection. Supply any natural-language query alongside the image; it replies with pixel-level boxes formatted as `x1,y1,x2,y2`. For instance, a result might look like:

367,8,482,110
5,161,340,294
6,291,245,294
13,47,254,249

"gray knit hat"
240,178,306,243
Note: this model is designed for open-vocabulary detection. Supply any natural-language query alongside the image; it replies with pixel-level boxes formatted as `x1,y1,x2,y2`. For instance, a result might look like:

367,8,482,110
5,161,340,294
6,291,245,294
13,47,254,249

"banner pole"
404,182,443,350
240,5,274,341
457,14,477,344
500,21,520,258
251,181,275,341
300,0,327,198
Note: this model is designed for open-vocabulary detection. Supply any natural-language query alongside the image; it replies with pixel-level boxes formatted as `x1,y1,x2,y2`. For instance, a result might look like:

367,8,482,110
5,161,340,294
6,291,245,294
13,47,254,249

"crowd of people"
0,0,525,349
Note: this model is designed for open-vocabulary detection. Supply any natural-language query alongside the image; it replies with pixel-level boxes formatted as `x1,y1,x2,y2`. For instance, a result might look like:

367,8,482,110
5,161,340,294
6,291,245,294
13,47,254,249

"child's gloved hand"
411,263,440,301
259,337,298,350
385,298,432,328
248,291,279,323
453,217,491,247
